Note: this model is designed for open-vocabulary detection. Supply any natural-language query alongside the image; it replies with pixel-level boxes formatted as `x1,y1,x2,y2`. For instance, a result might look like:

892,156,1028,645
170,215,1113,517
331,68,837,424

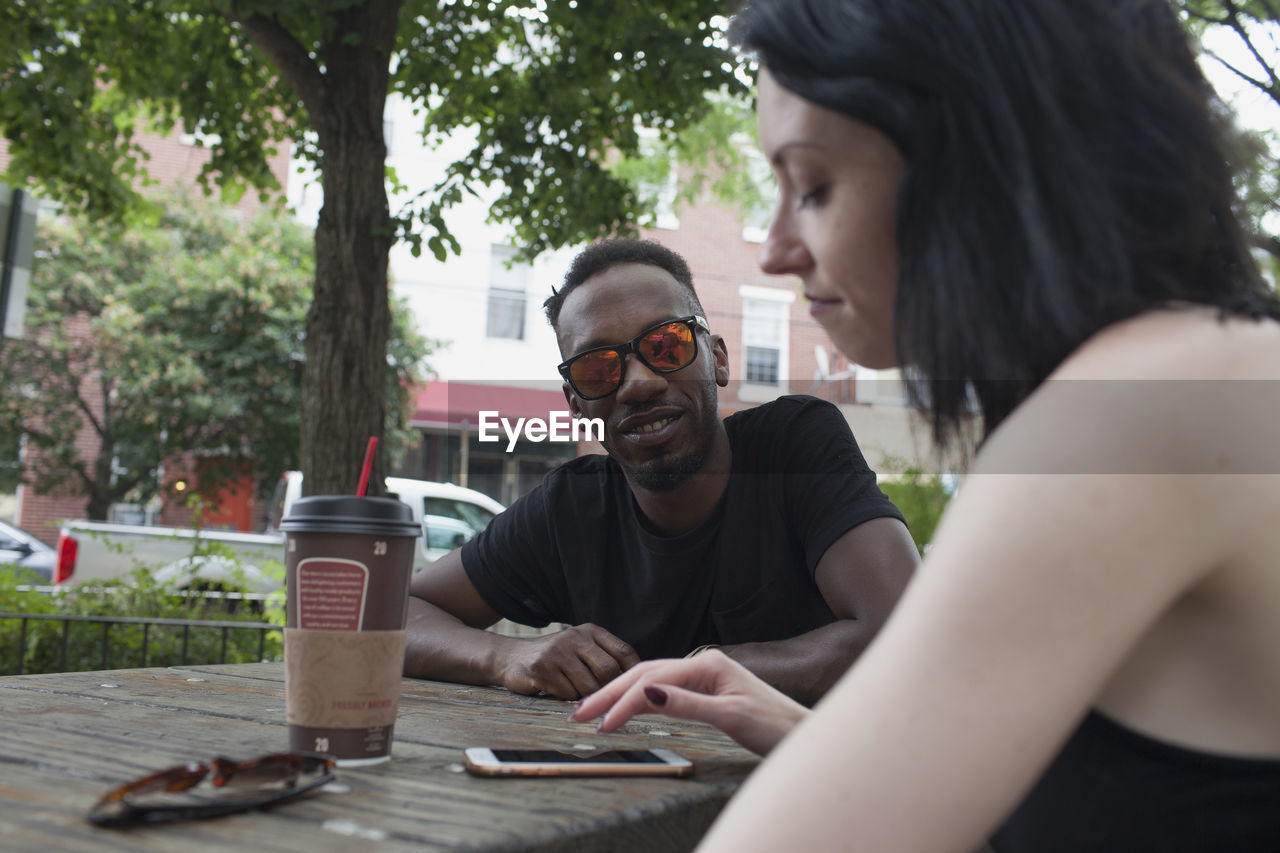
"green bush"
877,456,954,554
0,564,283,676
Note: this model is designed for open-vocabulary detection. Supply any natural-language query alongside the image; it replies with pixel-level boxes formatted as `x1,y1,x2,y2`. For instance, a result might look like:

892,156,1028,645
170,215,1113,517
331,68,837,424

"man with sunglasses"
405,239,918,704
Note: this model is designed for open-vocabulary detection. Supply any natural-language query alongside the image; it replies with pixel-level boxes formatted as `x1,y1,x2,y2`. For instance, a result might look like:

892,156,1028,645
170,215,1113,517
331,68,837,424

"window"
423,497,497,534
745,345,778,384
423,517,475,552
626,126,680,231
739,286,794,401
638,161,679,231
421,496,499,555
740,146,777,244
485,245,527,340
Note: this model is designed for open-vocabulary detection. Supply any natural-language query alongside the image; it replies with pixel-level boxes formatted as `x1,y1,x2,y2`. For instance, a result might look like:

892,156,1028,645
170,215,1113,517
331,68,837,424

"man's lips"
616,408,684,445
632,416,677,434
619,408,682,432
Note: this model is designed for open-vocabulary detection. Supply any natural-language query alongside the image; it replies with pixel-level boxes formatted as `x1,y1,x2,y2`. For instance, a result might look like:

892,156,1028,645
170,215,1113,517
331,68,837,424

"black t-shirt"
461,395,905,660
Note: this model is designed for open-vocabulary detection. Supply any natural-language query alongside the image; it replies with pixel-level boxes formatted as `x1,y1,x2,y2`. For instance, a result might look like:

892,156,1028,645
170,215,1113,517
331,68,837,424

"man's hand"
498,624,640,700
405,552,637,697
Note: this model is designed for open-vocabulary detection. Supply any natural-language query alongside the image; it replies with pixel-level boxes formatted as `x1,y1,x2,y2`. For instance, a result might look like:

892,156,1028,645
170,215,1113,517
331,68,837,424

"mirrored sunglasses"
558,315,710,400
87,751,335,827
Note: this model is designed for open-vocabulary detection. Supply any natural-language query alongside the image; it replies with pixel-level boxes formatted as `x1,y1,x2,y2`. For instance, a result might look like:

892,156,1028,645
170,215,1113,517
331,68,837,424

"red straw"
356,436,378,496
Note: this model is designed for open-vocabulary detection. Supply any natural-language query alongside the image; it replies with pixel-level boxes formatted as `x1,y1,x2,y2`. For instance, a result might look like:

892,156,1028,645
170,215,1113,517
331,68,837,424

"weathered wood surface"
0,663,758,852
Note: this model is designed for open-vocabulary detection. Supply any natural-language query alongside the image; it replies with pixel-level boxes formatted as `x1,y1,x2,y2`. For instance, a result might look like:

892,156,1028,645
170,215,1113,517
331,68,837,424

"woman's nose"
758,214,812,276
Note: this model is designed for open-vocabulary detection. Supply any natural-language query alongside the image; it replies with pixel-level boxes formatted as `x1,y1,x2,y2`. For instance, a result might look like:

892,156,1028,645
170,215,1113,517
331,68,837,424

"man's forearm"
403,596,514,686
718,619,870,706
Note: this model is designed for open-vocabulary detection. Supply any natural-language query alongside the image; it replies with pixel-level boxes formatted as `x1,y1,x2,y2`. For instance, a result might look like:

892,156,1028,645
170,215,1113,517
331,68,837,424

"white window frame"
738,285,794,403
485,245,528,341
739,144,777,244
634,126,680,231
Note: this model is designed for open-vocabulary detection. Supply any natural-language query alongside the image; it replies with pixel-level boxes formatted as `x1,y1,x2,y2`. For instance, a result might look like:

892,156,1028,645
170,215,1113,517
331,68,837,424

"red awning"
412,381,569,429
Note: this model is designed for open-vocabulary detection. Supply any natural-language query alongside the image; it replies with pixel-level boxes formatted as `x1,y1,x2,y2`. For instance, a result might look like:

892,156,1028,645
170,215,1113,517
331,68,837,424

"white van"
268,472,505,570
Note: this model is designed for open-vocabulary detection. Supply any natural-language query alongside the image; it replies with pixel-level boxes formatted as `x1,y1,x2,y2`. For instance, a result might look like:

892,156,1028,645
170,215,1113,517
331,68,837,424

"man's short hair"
544,238,705,333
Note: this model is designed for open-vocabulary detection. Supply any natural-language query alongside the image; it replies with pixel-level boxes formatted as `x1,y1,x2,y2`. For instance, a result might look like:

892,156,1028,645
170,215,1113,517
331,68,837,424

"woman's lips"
808,297,841,319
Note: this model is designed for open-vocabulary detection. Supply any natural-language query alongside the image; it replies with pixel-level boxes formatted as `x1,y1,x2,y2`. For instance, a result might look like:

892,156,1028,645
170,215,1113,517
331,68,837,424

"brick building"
0,134,291,544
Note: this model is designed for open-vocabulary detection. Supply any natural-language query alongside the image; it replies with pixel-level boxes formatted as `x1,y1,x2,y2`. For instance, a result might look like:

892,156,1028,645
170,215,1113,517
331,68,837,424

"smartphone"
463,747,694,778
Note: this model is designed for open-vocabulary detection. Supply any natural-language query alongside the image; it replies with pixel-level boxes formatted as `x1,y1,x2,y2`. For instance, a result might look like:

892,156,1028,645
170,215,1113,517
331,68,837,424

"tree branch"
225,2,327,117
1205,49,1276,97
65,365,105,441
1221,0,1280,100
38,342,106,441
72,457,97,496
6,417,56,449
1249,228,1280,259
1185,8,1230,25
1256,0,1280,27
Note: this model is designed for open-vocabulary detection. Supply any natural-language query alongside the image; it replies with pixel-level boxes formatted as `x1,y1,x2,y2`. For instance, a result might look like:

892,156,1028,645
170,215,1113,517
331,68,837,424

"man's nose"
614,352,669,404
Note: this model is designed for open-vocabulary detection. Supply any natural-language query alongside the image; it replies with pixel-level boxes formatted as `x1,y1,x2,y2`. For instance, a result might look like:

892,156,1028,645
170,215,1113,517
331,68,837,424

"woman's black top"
992,710,1280,852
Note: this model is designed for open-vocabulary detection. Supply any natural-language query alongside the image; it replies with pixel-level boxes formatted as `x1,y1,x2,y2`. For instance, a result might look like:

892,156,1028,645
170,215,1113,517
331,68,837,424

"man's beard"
621,381,720,492
627,446,708,491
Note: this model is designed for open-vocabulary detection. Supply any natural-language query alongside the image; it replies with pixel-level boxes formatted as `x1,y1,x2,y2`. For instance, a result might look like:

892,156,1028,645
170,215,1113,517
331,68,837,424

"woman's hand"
569,650,809,756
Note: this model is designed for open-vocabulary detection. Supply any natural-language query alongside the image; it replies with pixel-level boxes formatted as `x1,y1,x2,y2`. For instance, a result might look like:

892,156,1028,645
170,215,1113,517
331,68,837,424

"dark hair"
732,0,1280,449
544,238,705,332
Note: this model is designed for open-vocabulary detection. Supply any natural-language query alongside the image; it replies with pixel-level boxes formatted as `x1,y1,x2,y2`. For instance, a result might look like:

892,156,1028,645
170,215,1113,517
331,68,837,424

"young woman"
573,1,1280,850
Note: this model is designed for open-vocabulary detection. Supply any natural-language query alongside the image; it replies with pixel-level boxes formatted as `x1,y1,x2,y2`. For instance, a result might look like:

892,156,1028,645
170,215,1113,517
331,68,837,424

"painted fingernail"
644,686,668,707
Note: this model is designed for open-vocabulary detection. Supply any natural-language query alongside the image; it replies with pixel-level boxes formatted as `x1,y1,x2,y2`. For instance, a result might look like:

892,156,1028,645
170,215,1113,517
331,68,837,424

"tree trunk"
86,444,114,521
299,7,399,497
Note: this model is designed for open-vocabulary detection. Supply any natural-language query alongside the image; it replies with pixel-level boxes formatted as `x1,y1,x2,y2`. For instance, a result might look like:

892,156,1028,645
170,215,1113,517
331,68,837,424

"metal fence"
0,612,280,675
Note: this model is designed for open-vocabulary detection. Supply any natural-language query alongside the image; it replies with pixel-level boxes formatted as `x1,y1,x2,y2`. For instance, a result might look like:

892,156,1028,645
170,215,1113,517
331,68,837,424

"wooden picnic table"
0,662,760,852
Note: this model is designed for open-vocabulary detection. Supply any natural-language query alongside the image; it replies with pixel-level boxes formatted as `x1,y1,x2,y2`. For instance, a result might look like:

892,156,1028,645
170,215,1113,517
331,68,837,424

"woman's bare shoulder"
976,308,1280,477
1054,308,1280,381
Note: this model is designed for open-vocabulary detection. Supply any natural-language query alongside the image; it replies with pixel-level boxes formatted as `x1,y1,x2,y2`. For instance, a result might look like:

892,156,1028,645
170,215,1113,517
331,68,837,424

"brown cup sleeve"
285,628,407,729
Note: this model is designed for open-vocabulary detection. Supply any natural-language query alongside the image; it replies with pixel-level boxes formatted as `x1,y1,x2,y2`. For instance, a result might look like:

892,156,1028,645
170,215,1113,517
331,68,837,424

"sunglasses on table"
87,751,335,827
558,315,711,400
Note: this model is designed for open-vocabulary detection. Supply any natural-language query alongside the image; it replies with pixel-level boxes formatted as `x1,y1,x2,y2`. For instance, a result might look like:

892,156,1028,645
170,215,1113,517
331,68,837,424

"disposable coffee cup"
281,495,420,766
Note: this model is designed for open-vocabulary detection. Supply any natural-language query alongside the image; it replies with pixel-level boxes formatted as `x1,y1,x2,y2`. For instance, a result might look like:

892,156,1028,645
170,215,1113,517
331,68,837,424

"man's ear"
563,382,583,419
711,335,730,388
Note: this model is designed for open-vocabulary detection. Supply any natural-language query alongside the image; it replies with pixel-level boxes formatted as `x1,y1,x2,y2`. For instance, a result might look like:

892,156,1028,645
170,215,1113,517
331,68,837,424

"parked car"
0,519,56,583
55,473,505,591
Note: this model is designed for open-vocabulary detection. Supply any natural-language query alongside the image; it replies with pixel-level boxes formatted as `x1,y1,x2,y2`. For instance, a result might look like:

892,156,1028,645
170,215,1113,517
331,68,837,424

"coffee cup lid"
280,495,422,537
